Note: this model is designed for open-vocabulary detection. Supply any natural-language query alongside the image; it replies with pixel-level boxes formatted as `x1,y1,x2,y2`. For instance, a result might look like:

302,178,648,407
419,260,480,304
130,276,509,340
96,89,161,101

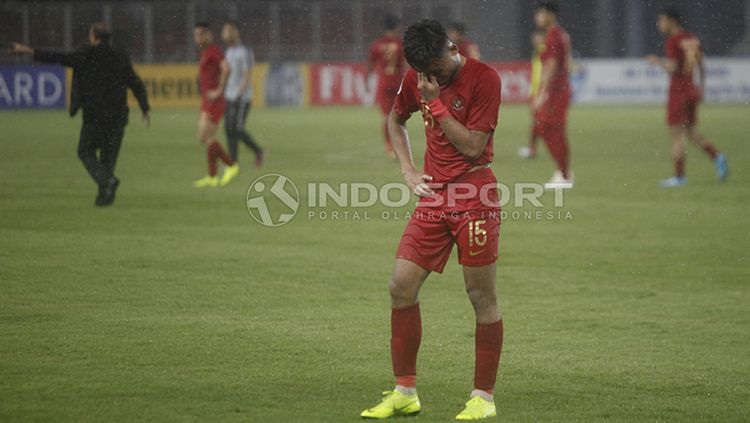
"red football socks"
207,142,218,177
541,125,570,179
391,303,421,388
474,319,504,393
207,141,235,177
675,157,685,178
702,142,719,159
210,140,235,166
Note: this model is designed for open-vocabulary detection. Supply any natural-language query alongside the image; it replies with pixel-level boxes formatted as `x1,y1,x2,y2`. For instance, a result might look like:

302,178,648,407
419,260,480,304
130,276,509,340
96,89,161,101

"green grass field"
1,104,748,422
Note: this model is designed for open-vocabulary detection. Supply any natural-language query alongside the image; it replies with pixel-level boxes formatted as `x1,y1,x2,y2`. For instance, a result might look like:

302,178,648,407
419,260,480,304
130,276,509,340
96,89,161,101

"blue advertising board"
0,65,66,109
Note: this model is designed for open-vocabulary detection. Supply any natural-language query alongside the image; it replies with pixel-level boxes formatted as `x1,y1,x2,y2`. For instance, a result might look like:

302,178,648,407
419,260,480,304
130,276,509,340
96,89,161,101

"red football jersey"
368,35,406,90
666,31,700,92
199,44,224,97
540,25,571,94
393,58,501,184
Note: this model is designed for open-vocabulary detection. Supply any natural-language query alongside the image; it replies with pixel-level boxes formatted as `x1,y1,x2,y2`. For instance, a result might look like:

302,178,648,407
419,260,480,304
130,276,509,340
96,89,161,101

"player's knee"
466,286,496,312
389,276,417,305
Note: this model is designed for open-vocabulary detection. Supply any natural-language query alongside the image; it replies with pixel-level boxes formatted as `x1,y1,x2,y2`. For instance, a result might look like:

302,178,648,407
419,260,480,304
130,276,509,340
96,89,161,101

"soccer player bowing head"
360,20,503,421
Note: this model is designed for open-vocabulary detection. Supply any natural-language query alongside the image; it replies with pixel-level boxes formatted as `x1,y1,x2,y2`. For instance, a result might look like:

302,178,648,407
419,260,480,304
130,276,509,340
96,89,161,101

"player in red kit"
367,15,407,160
447,22,481,60
192,22,239,188
532,2,574,189
361,20,502,421
646,8,728,187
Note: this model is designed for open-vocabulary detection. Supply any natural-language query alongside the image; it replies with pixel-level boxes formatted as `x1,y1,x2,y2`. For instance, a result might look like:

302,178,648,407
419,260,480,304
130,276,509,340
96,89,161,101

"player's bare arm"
387,109,435,197
207,60,229,100
418,73,489,160
646,55,678,74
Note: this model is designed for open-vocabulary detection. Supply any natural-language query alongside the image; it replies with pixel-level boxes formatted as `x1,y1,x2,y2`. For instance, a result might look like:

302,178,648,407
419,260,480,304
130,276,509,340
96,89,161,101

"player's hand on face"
417,73,440,101
404,170,436,197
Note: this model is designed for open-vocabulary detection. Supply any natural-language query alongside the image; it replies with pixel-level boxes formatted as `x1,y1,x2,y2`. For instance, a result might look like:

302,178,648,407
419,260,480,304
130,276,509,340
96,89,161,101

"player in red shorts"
447,22,481,60
361,20,502,421
532,2,574,189
192,22,239,188
367,15,407,160
646,7,728,187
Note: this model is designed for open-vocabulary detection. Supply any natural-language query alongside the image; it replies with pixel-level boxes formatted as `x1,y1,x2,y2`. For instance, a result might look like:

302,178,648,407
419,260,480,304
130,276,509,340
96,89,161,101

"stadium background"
1,0,749,110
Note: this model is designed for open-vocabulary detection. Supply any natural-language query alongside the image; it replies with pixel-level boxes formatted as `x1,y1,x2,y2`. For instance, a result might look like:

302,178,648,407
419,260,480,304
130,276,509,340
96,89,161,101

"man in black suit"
11,22,150,206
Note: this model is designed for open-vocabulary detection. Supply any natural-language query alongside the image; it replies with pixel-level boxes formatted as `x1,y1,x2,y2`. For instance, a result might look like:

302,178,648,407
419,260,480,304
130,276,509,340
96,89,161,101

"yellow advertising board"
126,63,273,109
68,62,305,109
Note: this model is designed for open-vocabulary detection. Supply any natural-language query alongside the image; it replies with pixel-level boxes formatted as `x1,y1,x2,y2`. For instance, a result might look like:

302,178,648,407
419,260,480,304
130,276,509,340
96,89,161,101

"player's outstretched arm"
646,55,677,74
387,109,435,197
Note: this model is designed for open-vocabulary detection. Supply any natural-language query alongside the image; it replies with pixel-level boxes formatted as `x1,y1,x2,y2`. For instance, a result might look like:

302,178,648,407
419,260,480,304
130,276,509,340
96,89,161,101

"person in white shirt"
221,21,264,167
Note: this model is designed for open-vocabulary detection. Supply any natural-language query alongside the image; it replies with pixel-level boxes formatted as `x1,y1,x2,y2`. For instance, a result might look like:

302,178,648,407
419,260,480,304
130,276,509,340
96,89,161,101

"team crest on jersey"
451,95,465,111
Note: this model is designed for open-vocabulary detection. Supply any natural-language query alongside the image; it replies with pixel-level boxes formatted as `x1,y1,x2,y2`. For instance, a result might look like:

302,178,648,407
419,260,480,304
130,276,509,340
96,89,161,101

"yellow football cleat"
361,390,421,419
219,164,240,187
193,175,219,188
455,395,496,420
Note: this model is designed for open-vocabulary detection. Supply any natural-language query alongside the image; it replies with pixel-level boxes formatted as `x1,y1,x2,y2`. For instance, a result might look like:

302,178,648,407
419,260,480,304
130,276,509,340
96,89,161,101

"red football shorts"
668,87,700,127
396,168,501,273
538,89,571,127
201,97,226,124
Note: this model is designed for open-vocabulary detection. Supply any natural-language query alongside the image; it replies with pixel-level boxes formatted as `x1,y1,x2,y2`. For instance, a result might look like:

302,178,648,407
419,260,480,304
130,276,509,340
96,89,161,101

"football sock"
207,142,218,177
471,389,494,402
395,385,417,396
702,142,719,159
391,303,421,388
543,127,570,179
474,319,503,393
675,157,685,178
210,140,235,166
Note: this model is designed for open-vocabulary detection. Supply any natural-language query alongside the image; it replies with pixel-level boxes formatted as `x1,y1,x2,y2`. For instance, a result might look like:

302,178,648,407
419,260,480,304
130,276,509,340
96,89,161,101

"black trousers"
224,99,262,162
77,120,125,187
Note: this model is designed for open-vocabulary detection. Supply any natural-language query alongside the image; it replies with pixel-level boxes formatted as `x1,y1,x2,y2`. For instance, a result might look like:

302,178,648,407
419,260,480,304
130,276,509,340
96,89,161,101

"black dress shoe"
96,177,120,207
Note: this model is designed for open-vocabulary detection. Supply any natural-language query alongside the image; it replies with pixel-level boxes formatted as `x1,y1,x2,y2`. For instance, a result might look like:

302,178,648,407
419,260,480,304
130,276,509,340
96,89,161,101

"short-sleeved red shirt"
368,35,406,91
540,25,571,94
393,58,501,184
199,44,224,98
666,31,700,93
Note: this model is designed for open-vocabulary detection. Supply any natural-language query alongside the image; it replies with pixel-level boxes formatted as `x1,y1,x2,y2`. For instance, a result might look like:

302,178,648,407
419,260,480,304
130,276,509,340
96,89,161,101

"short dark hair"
403,20,449,72
384,14,400,31
195,21,211,31
90,22,111,42
448,22,466,35
535,1,560,15
224,19,240,30
659,7,681,24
